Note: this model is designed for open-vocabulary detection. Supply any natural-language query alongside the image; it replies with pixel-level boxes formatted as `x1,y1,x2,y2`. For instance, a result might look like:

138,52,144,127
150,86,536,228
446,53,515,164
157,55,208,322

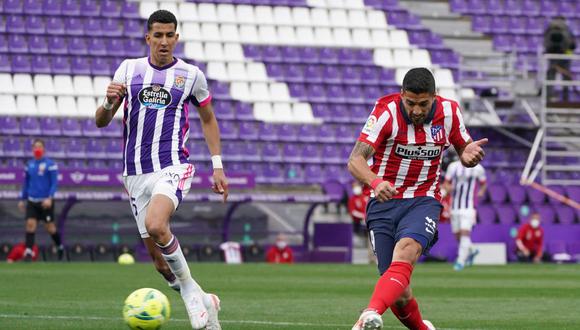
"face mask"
352,186,362,195
530,219,540,228
33,148,44,160
276,241,287,250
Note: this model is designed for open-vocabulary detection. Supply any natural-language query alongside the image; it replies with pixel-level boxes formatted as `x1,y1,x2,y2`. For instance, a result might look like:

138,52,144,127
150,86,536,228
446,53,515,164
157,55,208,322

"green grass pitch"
0,263,579,329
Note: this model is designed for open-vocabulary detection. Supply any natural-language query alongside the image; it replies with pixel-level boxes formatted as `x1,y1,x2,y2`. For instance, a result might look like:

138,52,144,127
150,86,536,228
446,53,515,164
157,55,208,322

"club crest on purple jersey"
173,75,185,89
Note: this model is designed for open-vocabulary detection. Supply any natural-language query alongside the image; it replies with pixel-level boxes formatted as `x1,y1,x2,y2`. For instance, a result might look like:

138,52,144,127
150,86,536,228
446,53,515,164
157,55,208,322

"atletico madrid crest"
431,125,444,143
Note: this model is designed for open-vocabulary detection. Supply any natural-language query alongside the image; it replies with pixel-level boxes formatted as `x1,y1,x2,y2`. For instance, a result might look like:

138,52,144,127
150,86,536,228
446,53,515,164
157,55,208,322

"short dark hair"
33,138,45,147
147,10,178,32
402,68,436,94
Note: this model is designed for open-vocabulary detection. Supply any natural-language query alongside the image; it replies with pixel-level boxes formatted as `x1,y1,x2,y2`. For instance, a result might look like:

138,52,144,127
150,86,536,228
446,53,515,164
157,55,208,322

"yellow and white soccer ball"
123,288,171,330
118,253,135,265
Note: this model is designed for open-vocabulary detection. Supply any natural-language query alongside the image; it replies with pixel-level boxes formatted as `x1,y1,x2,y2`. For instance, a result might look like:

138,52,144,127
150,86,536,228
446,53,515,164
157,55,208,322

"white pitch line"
0,314,478,330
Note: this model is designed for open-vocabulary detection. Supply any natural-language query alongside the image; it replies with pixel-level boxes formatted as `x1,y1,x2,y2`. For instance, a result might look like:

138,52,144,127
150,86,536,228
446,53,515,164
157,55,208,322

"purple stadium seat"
65,18,84,36
121,1,141,19
3,137,23,157
555,206,576,225
258,123,278,141
20,117,41,136
360,67,380,85
239,143,260,162
504,0,522,15
319,48,339,64
285,64,305,83
209,81,229,99
0,117,21,135
301,144,321,163
546,185,566,205
125,39,146,57
282,144,302,162
71,56,91,75
105,139,122,159
0,35,6,53
86,140,106,159
102,18,123,37
69,37,88,55
495,204,517,224
522,0,540,15
62,0,80,16
306,84,327,102
218,121,237,140
565,186,580,202
278,124,297,142
45,17,65,35
80,0,100,17
539,0,558,17
222,143,242,162
488,183,508,203
311,103,330,121
298,47,319,64
260,164,284,184
296,124,317,142
100,0,121,17
8,35,28,53
45,139,64,158
537,205,556,224
4,0,23,13
242,45,261,60
124,19,143,38
47,36,67,54
51,56,71,74
91,57,111,75
100,119,121,137
25,16,45,34
261,143,282,162
321,145,341,163
84,18,102,35
316,125,336,143
508,184,527,204
235,102,254,121
61,118,82,137
262,46,281,62
80,119,101,137
527,187,546,205
493,35,513,52
29,36,48,54
335,125,357,143
39,118,61,136
490,16,508,33
12,55,31,73
266,63,285,81
304,164,324,184
42,0,61,15
286,164,305,184
0,54,11,72
321,66,340,84
23,0,43,14
477,204,496,224
486,0,504,14
237,121,259,141
212,100,235,120
343,66,362,85
327,85,346,103
280,47,301,63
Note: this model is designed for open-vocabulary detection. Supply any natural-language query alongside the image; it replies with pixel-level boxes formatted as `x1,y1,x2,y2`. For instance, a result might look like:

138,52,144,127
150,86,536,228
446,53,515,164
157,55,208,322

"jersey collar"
148,57,178,70
399,99,438,125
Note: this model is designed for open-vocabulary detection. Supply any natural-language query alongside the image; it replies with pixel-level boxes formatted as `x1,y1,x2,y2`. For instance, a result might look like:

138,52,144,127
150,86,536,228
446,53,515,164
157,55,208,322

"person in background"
17,139,64,261
266,233,294,264
516,212,544,263
348,181,369,235
6,242,40,263
544,16,576,101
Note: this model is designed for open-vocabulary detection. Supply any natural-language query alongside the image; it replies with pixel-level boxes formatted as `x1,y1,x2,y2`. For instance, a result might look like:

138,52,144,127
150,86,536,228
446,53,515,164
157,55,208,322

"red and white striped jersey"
358,93,471,202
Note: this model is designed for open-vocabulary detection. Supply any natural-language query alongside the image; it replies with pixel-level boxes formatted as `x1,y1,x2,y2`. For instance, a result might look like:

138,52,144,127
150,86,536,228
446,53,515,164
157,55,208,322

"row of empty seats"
477,203,579,225
1,0,141,17
142,2,389,28
1,16,144,37
0,74,110,97
451,0,580,18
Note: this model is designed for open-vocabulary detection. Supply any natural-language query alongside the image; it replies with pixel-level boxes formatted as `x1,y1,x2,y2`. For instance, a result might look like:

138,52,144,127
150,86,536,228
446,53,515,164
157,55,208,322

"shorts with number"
451,209,476,233
123,163,194,238
366,196,441,275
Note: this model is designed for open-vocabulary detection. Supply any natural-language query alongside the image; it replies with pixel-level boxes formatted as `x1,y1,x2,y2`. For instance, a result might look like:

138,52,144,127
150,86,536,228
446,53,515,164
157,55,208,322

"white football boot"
423,320,436,330
203,293,221,330
352,309,383,330
182,289,209,329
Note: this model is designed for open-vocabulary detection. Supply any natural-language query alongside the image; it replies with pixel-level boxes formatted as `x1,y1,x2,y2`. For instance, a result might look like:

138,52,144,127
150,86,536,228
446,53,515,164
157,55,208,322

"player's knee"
25,219,37,232
145,221,169,240
393,238,423,263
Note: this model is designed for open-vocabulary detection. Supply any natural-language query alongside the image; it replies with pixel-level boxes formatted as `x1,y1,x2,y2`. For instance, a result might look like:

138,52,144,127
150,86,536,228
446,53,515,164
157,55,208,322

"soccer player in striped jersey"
443,159,487,271
95,10,227,330
348,68,487,330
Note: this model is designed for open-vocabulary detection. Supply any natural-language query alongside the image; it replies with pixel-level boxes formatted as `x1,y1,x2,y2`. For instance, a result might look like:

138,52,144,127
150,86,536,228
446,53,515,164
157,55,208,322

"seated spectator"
347,181,369,235
266,234,294,264
516,212,545,263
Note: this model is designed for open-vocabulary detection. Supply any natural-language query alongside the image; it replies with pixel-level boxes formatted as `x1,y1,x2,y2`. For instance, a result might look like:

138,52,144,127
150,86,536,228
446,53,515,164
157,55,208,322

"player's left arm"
198,103,228,202
449,103,488,167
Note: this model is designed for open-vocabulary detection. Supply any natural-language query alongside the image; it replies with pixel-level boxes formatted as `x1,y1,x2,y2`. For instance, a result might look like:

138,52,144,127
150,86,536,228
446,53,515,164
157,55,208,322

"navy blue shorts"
366,196,441,275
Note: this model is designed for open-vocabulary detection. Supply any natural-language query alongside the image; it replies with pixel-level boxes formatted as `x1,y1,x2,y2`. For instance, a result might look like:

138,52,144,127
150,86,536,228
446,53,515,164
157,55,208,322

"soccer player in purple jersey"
95,10,227,330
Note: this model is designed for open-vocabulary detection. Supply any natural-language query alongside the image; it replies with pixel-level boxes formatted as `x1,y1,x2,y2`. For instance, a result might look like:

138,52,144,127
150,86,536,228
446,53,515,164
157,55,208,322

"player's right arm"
348,101,398,202
95,83,125,127
96,60,128,128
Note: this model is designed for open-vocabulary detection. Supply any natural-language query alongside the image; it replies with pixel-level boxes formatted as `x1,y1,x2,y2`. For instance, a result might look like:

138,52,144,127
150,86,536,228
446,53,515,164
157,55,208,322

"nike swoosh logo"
390,277,404,287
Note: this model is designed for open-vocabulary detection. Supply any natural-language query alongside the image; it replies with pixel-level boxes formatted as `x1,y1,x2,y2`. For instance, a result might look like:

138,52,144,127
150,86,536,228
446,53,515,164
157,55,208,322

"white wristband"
103,98,114,111
211,155,223,169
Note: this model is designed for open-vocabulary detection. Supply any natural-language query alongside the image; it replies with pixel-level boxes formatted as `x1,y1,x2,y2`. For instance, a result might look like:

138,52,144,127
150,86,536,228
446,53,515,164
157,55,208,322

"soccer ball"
123,288,171,330
118,253,135,265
